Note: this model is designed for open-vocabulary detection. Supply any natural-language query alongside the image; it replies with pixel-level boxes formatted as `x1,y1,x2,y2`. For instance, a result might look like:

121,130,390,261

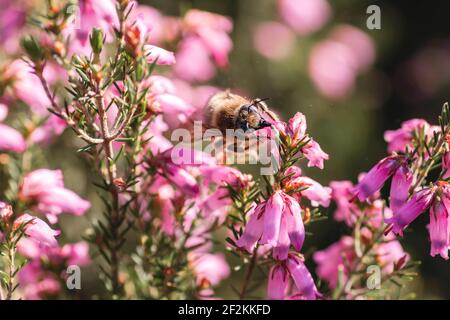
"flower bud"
89,28,104,55
21,35,44,61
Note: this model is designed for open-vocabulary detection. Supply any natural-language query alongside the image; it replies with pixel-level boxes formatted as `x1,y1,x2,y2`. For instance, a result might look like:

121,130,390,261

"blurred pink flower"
278,0,331,35
144,45,176,65
14,214,59,247
309,40,357,99
308,25,374,99
330,180,360,226
0,0,27,54
313,236,354,288
254,22,295,61
267,264,288,299
0,123,26,153
329,25,376,72
30,115,67,145
0,103,7,121
174,37,216,82
73,0,118,51
20,169,90,223
190,252,230,287
3,59,53,116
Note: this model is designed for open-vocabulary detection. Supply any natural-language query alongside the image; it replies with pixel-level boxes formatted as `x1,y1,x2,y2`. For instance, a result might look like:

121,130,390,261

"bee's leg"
255,100,279,122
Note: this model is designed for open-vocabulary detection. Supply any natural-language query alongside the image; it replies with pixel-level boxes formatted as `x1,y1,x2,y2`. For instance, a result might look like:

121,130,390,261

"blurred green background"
46,0,450,299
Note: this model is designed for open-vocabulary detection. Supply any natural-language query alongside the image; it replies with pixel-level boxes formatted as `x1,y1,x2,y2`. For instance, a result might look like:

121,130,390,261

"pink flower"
73,0,118,50
389,164,413,212
283,167,331,207
190,252,230,287
30,115,67,145
183,9,233,67
268,255,320,300
19,169,90,223
267,264,288,299
0,123,26,152
313,236,354,288
276,112,307,144
278,0,331,35
353,155,405,201
36,187,91,222
61,242,91,265
384,119,430,153
329,25,375,72
376,237,409,273
309,40,357,99
286,254,321,300
302,140,329,169
385,187,435,235
330,181,360,226
144,45,176,65
14,214,59,247
253,22,295,61
236,191,304,260
429,200,450,260
174,37,216,82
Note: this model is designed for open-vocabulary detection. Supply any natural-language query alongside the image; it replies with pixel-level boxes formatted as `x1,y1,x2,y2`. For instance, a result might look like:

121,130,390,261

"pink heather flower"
278,0,331,35
330,181,360,226
183,9,233,68
0,0,27,54
313,236,354,288
144,45,176,65
0,123,26,152
286,254,321,300
155,93,196,126
253,22,295,61
174,37,216,82
267,264,288,300
353,155,404,201
74,0,118,49
283,167,331,207
20,169,64,198
14,214,59,247
4,59,55,116
376,237,409,273
20,169,90,223
276,112,307,144
268,255,320,300
389,164,413,212
385,187,435,236
302,140,329,169
236,191,304,260
61,242,91,265
384,119,430,153
190,252,230,287
329,25,375,72
309,40,357,99
30,114,67,145
131,5,164,44
36,188,91,223
429,200,450,260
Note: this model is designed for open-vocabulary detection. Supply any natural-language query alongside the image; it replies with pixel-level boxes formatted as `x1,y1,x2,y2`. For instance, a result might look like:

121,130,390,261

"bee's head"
235,104,271,132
